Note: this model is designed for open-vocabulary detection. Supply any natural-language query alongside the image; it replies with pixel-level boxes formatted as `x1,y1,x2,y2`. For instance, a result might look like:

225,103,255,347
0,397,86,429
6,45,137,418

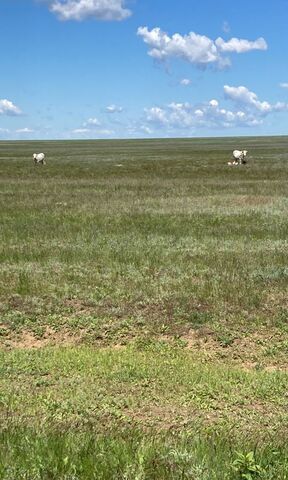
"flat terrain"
0,137,288,479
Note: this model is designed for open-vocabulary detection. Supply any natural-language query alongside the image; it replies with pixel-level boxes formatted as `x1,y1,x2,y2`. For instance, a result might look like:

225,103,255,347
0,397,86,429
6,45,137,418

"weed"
232,451,264,479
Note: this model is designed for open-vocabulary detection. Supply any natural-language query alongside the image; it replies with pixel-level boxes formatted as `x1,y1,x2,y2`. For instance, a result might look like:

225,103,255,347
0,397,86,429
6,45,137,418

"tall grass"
1,428,288,479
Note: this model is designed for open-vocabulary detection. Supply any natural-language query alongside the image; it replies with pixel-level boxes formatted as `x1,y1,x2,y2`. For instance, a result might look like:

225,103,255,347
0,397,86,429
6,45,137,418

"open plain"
0,137,288,479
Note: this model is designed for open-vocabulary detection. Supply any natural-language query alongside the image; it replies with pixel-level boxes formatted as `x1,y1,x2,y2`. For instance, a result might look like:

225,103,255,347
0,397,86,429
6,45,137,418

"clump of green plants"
231,451,264,479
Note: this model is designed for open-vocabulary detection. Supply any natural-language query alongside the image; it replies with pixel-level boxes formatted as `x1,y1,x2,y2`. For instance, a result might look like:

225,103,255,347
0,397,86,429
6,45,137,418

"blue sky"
1,0,288,139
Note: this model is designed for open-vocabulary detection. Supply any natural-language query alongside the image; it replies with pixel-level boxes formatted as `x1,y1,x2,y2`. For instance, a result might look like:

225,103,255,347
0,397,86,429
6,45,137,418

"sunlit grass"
1,137,288,478
0,138,287,345
1,344,288,479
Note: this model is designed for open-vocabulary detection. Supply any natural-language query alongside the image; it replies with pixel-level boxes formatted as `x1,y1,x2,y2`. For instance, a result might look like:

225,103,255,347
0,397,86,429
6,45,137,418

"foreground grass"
2,428,288,479
1,344,288,479
2,344,287,431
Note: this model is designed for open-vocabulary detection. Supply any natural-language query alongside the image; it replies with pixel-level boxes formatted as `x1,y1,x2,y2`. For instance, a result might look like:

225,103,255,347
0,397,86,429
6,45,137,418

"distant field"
0,137,288,479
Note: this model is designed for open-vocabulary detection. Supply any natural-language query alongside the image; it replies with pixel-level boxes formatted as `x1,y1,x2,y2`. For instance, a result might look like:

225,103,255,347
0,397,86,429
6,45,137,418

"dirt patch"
180,329,288,371
63,298,97,314
0,322,9,330
127,404,202,430
2,322,288,373
180,327,218,349
3,326,83,349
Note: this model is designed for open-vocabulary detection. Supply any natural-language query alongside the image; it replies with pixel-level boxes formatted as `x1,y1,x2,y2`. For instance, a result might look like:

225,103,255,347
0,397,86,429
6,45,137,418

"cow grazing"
33,153,46,165
228,150,248,166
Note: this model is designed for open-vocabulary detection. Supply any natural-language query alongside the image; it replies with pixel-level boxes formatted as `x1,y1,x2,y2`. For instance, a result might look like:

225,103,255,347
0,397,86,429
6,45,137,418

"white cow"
33,153,46,165
228,150,248,166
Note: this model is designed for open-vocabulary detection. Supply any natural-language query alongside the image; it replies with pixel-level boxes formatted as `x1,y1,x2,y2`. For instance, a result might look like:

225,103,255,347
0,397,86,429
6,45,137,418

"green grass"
1,428,288,479
1,344,288,479
0,137,288,478
1,344,287,431
0,138,287,349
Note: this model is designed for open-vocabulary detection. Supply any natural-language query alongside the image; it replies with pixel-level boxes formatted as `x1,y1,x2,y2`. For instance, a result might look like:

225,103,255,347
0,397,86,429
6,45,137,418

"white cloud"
138,27,220,66
209,99,219,107
140,126,153,134
224,85,288,113
194,109,204,117
144,86,288,131
105,104,123,113
72,128,91,133
137,26,267,69
180,78,191,86
144,106,169,125
280,82,288,88
83,117,101,126
215,36,267,53
0,99,22,116
49,0,131,21
71,127,114,136
16,128,34,133
73,115,115,136
145,102,262,130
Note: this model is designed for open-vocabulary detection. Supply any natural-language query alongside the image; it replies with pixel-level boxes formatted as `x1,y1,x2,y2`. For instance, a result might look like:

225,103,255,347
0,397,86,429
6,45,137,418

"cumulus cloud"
215,36,267,53
83,117,101,126
144,85,288,132
145,101,261,130
49,0,131,21
74,116,115,135
145,106,169,125
105,104,123,113
209,99,219,107
137,26,267,69
138,27,220,66
224,85,288,113
280,82,288,88
0,99,22,116
180,78,191,86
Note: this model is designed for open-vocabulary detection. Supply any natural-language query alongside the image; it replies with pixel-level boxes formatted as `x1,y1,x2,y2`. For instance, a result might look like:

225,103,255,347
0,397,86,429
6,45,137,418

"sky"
0,0,288,140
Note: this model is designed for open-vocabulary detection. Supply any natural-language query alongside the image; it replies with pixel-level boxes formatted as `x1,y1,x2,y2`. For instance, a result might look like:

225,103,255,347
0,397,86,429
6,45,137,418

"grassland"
0,137,288,479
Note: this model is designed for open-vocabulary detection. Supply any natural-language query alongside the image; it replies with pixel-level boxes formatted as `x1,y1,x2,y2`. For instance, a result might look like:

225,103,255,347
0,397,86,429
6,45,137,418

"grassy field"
0,137,288,479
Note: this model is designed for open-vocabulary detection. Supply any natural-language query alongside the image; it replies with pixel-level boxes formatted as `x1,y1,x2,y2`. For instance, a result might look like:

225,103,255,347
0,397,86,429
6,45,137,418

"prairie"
0,137,288,479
